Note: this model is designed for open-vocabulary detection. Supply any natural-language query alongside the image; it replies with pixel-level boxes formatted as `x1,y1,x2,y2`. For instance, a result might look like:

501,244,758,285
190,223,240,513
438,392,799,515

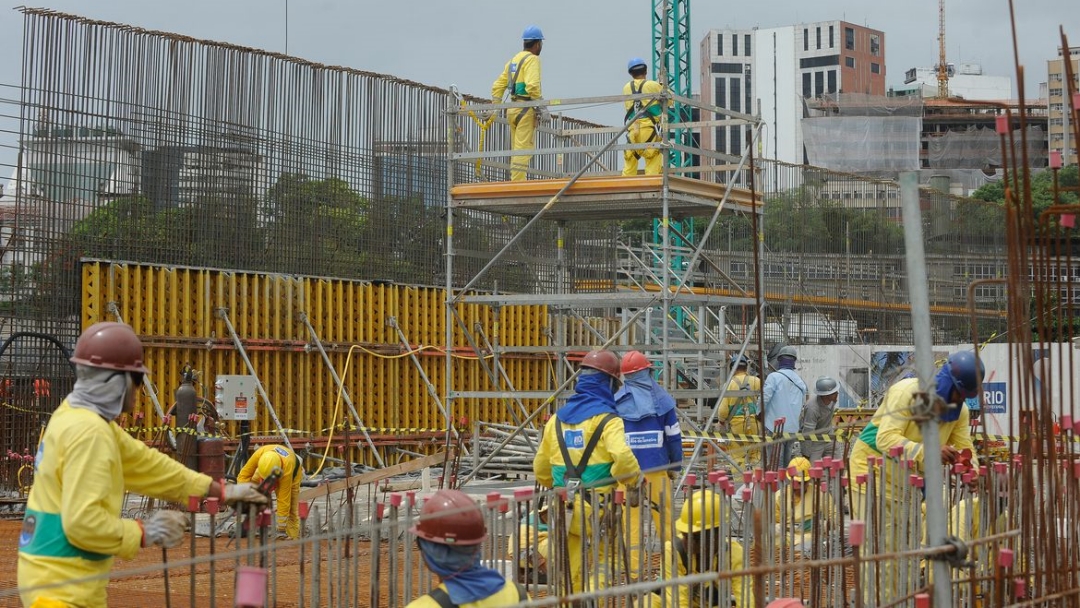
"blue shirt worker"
763,345,808,466
614,350,683,577
492,25,544,182
407,489,529,608
17,322,266,608
534,349,642,594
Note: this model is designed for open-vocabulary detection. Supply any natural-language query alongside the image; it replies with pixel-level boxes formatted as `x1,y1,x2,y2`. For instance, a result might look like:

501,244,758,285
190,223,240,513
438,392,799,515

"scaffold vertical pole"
900,170,952,606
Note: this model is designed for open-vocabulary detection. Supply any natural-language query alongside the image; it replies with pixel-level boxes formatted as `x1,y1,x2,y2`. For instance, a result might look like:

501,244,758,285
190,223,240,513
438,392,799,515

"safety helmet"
675,489,724,533
627,57,648,73
776,345,798,360
730,354,750,369
621,350,652,375
70,322,151,374
581,350,620,379
522,25,544,41
815,376,839,396
411,489,487,545
945,351,985,399
787,456,812,482
256,451,285,483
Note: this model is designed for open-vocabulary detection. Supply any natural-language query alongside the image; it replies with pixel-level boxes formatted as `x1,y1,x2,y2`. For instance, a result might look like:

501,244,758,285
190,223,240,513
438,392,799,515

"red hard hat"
411,489,486,545
621,350,652,375
581,350,620,379
69,322,150,373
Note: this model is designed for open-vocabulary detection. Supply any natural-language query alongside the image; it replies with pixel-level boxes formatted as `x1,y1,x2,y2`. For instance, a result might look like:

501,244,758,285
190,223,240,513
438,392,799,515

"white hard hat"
815,376,839,396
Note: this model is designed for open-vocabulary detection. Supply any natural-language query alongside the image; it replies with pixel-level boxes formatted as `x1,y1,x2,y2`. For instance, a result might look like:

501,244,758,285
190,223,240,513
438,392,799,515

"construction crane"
651,0,694,290
936,0,950,98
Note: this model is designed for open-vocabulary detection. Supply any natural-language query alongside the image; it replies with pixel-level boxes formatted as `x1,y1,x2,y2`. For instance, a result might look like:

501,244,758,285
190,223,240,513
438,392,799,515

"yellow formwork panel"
82,261,555,463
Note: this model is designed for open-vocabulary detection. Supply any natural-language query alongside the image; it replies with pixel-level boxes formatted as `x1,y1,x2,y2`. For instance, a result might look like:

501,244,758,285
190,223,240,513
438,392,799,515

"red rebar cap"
513,488,533,501
809,467,823,480
487,492,502,506
614,490,624,505
890,446,904,458
848,520,865,546
390,493,403,507
998,548,1015,568
298,501,309,520
995,115,1008,134
915,593,930,608
205,497,220,516
708,471,722,485
188,496,201,513
685,473,697,486
856,474,867,485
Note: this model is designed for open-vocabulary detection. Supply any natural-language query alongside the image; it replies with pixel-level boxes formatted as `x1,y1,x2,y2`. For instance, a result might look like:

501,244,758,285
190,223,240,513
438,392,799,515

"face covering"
935,364,966,423
67,365,130,421
417,538,505,604
777,356,797,371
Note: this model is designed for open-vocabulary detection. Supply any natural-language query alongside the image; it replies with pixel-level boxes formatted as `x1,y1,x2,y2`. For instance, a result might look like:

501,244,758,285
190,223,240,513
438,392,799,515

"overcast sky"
0,0,1077,156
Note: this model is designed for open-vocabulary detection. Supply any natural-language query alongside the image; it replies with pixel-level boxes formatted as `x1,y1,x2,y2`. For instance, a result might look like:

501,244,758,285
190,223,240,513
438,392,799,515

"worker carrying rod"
17,322,267,608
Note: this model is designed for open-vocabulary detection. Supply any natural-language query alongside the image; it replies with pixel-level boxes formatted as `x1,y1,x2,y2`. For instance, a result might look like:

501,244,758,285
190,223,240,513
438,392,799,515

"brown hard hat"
581,350,620,379
411,489,486,545
69,322,151,374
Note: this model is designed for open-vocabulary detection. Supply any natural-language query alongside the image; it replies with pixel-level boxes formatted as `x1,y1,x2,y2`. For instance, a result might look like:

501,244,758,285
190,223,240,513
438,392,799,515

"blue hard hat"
522,25,544,41
946,351,985,399
627,57,648,72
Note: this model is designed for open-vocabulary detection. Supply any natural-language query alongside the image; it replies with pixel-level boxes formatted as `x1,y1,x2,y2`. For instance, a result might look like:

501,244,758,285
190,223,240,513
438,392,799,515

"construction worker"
763,345,807,467
850,350,982,509
774,456,838,554
492,25,544,182
507,500,549,584
237,444,305,539
622,57,665,176
848,351,982,600
718,354,762,470
17,322,267,608
796,376,841,462
533,349,643,594
407,489,529,607
613,350,682,577
646,489,754,608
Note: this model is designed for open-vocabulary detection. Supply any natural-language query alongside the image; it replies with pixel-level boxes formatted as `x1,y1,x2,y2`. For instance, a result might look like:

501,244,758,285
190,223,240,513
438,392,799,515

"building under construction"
0,6,1079,608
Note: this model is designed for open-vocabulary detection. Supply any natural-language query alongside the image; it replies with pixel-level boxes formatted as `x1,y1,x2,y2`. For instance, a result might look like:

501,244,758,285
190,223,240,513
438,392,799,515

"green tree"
972,166,1079,226
264,174,369,277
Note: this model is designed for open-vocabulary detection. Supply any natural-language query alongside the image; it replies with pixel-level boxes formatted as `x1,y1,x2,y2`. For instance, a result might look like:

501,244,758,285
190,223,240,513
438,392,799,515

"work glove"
667,470,679,482
224,482,270,505
941,445,961,465
625,485,642,508
142,510,188,548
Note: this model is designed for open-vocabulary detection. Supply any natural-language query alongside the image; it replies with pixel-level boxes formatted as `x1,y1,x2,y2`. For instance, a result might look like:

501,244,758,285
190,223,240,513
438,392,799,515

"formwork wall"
82,261,553,463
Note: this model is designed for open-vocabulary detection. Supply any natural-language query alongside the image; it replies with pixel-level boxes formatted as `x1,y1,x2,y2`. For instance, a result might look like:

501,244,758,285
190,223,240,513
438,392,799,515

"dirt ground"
0,518,432,607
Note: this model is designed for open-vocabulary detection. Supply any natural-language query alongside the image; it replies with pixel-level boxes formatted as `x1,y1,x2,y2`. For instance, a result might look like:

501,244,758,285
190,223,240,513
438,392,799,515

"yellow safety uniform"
719,372,762,469
238,444,304,539
620,471,674,578
646,537,754,608
622,78,665,176
492,50,542,182
18,400,213,608
405,580,528,608
849,377,978,509
534,412,641,593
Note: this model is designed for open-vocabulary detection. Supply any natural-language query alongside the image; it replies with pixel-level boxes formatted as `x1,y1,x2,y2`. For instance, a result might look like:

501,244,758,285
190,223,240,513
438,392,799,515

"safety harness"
426,583,528,608
624,79,660,159
554,413,617,490
503,54,538,127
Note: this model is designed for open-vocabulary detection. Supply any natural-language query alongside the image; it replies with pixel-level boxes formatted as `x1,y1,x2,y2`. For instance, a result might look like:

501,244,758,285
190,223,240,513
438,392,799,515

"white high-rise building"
700,21,886,165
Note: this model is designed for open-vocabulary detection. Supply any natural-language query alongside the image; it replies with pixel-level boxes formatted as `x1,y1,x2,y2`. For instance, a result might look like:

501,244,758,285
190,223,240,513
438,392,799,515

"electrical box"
214,375,257,421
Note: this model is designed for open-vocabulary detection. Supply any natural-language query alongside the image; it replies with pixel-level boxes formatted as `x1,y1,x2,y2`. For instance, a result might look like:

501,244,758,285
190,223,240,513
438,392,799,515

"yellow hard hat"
675,489,723,534
256,450,285,482
788,456,812,482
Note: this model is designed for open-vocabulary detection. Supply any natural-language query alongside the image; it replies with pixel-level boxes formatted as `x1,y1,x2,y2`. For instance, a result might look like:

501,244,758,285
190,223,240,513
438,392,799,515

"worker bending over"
797,376,841,462
18,322,266,608
492,25,544,181
774,456,838,554
238,444,304,539
534,349,643,594
622,57,666,176
647,489,754,608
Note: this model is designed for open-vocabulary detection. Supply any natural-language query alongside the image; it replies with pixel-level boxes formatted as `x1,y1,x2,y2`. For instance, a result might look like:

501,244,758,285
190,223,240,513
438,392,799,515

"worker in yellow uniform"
646,489,754,608
718,354,762,470
622,57,666,176
848,350,982,602
492,25,544,182
507,500,549,584
774,456,837,554
237,444,304,539
407,489,529,607
17,322,267,608
534,349,643,594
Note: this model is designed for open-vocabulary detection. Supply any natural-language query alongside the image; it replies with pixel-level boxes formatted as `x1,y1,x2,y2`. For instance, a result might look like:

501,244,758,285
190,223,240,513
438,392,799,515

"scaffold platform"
450,175,758,220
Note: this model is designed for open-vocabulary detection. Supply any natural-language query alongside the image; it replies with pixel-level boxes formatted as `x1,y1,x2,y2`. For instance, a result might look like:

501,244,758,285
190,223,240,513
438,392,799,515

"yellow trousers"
508,107,537,181
621,471,675,578
728,415,762,470
622,118,662,176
